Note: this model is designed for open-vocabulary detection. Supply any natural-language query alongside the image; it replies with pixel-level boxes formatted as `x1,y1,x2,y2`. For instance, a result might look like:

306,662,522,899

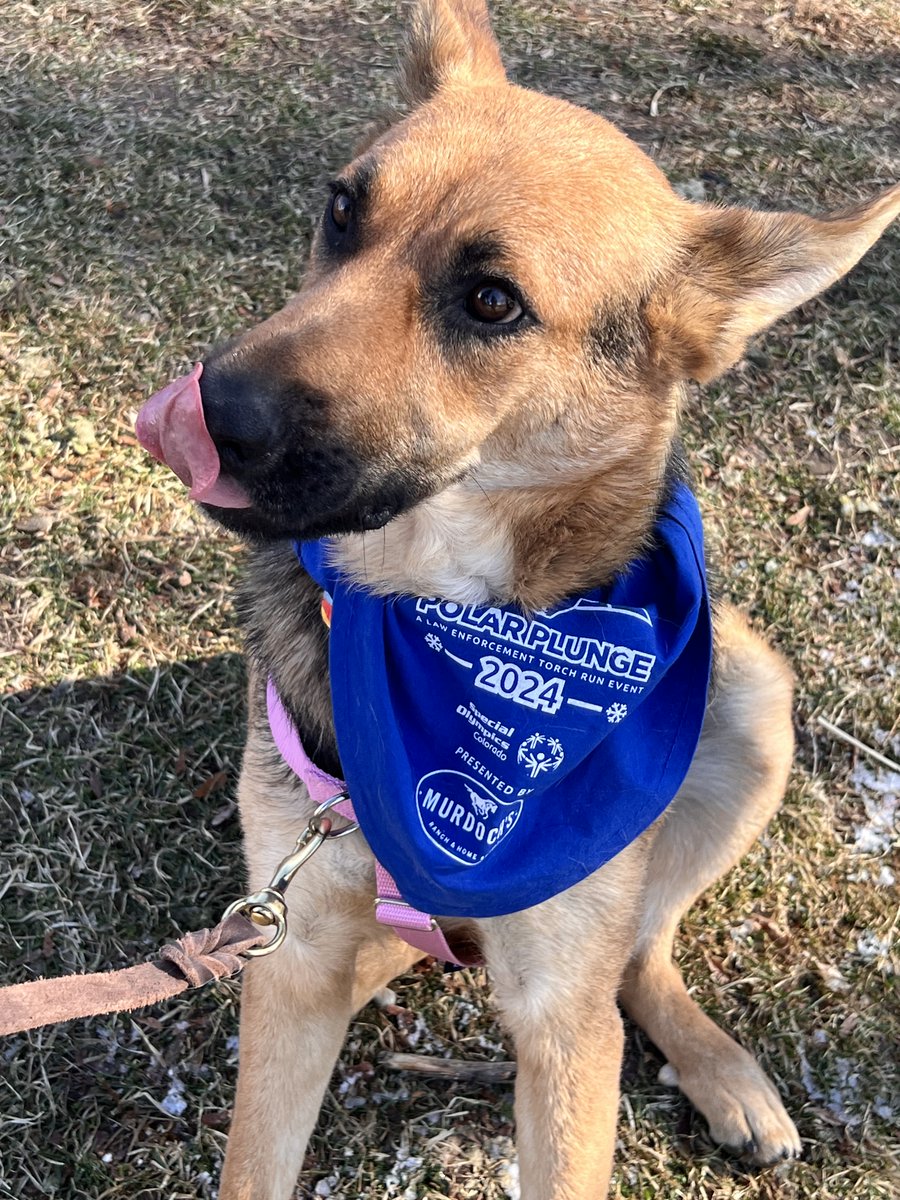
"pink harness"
266,679,478,967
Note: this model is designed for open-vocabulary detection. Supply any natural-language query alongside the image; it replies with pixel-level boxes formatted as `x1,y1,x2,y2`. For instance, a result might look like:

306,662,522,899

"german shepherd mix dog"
137,2,899,1196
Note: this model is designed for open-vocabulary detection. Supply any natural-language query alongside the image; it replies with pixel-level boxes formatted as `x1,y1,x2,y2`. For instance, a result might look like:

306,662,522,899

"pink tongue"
135,362,252,508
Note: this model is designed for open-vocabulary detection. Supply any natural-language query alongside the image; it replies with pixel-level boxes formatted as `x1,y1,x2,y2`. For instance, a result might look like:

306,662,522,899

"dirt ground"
1,2,898,1198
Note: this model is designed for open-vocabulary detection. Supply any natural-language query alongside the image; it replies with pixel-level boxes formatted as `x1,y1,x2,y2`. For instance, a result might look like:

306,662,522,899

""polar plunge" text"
415,599,656,684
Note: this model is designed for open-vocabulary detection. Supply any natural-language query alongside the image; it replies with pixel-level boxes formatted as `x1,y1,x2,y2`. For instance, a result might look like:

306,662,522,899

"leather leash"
0,800,348,1036
0,914,266,1037
1,692,483,1036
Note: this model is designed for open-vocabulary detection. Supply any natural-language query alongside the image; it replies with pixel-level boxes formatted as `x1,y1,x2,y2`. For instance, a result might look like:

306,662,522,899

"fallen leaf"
704,951,730,981
752,912,791,947
210,800,236,827
200,1111,230,1129
41,379,64,406
786,505,812,528
193,770,228,799
15,512,54,534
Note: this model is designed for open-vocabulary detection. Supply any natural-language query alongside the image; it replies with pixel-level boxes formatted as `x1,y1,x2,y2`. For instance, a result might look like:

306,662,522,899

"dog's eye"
466,282,522,324
330,190,353,231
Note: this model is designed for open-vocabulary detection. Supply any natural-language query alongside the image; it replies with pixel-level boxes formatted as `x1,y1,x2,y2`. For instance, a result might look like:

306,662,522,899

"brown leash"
0,803,384,1037
0,805,358,1037
0,914,266,1037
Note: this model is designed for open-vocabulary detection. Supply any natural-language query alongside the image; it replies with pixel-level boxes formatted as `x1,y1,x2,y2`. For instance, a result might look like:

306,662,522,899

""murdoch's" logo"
415,770,522,866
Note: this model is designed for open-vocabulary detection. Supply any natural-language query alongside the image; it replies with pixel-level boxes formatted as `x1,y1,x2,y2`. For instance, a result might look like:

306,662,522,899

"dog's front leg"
219,939,357,1200
219,731,424,1200
482,842,646,1200
220,898,422,1200
512,993,624,1200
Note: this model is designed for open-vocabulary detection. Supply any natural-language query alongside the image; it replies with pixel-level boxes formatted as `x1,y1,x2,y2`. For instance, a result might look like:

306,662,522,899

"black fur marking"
238,544,344,780
422,235,538,355
278,686,343,782
201,426,442,541
586,299,649,368
439,236,512,285
660,438,692,497
656,439,721,692
321,160,377,259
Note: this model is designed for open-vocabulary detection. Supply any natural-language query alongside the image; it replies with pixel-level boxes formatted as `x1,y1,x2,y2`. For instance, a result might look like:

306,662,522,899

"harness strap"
266,680,476,967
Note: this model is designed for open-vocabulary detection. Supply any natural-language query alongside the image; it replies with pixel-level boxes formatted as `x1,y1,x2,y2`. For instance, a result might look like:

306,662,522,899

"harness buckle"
374,895,437,933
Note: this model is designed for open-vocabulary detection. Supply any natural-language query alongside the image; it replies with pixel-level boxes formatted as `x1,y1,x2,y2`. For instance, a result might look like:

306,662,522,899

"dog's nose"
199,363,283,480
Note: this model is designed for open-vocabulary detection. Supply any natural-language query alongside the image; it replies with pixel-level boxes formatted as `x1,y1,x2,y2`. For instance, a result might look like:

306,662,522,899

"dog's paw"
659,1057,802,1165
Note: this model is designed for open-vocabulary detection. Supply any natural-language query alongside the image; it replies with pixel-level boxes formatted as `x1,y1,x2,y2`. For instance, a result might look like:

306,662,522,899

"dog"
136,2,900,1196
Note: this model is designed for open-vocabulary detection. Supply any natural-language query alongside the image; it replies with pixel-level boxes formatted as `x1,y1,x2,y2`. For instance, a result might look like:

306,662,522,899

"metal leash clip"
222,792,358,957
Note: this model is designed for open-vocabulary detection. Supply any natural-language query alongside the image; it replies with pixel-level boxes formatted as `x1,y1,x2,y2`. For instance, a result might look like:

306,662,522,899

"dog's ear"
403,0,506,105
649,184,900,383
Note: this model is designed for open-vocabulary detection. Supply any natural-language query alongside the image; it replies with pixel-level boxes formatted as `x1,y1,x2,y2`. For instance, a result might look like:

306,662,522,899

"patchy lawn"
1,2,897,1197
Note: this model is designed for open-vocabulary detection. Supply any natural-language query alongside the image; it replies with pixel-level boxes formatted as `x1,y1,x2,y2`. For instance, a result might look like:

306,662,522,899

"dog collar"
296,482,711,920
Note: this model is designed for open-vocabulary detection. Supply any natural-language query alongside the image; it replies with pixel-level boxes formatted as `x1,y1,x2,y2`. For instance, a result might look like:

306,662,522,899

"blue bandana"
298,482,711,918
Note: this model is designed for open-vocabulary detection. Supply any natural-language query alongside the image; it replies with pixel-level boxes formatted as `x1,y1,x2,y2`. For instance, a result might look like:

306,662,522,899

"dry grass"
1,2,898,1198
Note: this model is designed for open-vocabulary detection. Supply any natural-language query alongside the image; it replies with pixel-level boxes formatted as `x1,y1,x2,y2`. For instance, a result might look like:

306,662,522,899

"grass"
1,1,898,1197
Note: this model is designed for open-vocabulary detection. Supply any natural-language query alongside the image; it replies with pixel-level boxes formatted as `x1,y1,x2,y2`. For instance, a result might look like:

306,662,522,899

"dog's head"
138,0,899,605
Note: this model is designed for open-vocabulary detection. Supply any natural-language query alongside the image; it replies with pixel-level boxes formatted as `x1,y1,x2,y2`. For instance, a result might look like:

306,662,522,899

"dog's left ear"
402,0,506,105
650,183,900,383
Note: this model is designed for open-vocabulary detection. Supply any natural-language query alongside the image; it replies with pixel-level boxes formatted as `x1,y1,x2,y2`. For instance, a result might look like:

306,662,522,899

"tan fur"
208,3,899,1197
620,605,800,1159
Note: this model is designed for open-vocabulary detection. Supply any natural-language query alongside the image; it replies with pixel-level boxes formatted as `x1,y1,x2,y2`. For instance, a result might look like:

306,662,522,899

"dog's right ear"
403,0,506,105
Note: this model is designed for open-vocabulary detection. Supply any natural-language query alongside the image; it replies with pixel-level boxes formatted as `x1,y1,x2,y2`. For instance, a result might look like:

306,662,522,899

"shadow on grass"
1,653,248,980
0,656,251,1197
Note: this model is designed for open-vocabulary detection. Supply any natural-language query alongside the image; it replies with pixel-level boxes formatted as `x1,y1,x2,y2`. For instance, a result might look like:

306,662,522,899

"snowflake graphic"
606,702,628,724
425,633,443,652
517,732,565,779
